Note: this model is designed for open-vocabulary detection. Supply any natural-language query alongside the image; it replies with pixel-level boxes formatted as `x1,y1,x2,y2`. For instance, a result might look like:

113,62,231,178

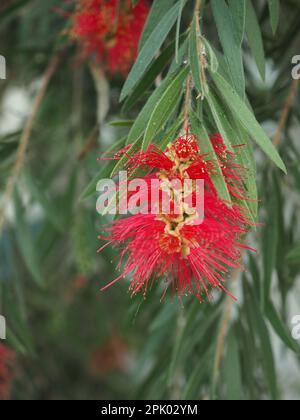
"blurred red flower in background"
99,134,254,301
0,344,15,400
90,333,129,376
70,0,149,76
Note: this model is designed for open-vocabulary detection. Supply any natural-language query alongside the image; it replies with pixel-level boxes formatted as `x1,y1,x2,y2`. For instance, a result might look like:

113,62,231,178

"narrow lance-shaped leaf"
138,0,175,51
206,90,234,153
121,0,187,101
245,0,266,80
24,171,64,232
228,0,246,45
286,244,300,264
143,66,189,149
175,0,186,63
189,16,203,95
13,188,44,286
244,280,279,400
201,37,219,74
266,301,300,354
214,96,258,221
80,136,127,200
190,111,232,204
126,74,177,146
224,329,244,400
262,175,279,308
211,0,245,98
268,0,280,34
211,71,287,173
123,36,184,113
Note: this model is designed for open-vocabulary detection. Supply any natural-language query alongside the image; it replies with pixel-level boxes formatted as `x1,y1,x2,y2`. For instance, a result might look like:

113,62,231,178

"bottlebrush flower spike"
98,134,254,301
70,0,149,76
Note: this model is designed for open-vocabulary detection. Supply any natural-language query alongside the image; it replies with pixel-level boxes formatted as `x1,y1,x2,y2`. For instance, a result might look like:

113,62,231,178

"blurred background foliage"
0,0,300,400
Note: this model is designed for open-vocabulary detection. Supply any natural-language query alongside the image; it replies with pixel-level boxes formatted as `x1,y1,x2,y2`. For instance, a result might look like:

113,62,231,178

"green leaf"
190,112,232,203
206,91,234,153
25,171,64,232
220,109,258,221
211,0,245,98
169,305,221,387
202,37,219,74
268,0,280,34
182,347,213,399
14,189,44,286
224,329,243,400
126,74,176,146
0,0,30,22
244,280,279,400
189,17,202,95
158,117,184,150
109,120,134,127
80,136,127,200
262,178,279,307
228,0,246,45
266,301,300,354
122,37,181,113
211,71,287,173
286,244,300,264
142,66,189,149
138,0,175,51
175,0,186,63
6,328,29,355
168,35,189,75
121,1,186,101
245,0,266,80
3,297,34,355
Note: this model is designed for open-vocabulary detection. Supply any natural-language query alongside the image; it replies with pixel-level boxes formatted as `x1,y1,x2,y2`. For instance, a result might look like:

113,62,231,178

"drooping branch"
272,78,300,148
0,53,62,235
211,76,298,393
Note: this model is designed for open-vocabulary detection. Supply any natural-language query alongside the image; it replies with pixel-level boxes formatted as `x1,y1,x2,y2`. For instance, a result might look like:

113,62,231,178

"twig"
182,0,205,132
272,78,299,148
195,0,202,14
211,77,299,393
0,53,62,235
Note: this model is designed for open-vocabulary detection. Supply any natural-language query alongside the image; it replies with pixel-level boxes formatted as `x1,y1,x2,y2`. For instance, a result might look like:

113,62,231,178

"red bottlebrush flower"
0,344,15,400
70,0,149,76
98,134,254,301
